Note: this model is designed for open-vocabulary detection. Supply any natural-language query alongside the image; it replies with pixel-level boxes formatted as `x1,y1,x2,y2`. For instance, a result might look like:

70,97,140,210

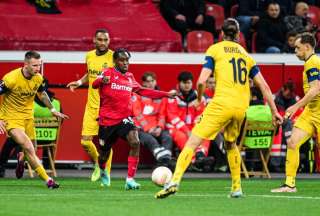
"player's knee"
287,138,297,150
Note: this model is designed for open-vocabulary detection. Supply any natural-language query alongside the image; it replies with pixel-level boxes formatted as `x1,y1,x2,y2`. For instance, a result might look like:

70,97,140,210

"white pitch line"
249,194,320,200
1,193,320,200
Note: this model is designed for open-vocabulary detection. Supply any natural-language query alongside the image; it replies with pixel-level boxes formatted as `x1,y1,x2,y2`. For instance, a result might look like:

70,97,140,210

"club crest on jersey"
128,77,132,84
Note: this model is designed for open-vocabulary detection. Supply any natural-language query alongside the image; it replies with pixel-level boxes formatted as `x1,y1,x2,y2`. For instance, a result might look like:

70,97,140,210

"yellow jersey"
86,49,114,108
204,40,259,109
303,54,320,113
0,68,44,120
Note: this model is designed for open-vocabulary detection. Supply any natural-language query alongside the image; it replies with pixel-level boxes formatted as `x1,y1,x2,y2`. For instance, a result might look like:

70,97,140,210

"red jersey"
92,68,169,126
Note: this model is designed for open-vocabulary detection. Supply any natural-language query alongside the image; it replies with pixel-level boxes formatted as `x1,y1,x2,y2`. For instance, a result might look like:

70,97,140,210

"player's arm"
0,80,9,134
66,73,89,92
252,67,283,125
197,56,214,102
36,90,69,119
285,68,320,118
293,80,320,108
132,75,176,98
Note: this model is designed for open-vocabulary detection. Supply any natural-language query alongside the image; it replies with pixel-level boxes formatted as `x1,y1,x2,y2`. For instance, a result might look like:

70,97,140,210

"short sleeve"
2,74,14,89
305,59,320,82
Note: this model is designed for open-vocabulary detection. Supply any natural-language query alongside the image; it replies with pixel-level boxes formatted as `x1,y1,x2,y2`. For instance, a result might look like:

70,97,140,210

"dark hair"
250,86,264,105
267,1,279,8
283,79,295,92
222,18,239,41
113,48,131,60
178,71,193,82
286,31,298,39
95,29,109,37
296,32,316,48
24,51,40,61
142,71,157,82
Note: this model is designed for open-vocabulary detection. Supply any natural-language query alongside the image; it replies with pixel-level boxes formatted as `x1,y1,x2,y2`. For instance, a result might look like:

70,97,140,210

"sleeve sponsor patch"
306,68,320,82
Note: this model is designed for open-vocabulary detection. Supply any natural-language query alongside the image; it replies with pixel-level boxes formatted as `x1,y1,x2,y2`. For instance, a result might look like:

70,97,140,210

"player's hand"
168,90,177,98
175,14,186,21
66,81,81,92
52,111,70,120
272,111,283,127
284,105,298,120
102,76,110,84
0,120,7,134
195,14,204,25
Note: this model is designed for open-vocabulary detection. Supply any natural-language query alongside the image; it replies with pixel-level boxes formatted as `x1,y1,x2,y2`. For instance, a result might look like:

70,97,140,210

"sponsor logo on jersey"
111,83,132,91
88,69,102,76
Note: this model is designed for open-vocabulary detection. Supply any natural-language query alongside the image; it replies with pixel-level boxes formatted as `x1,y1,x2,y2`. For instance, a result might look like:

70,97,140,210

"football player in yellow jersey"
67,29,114,183
0,51,68,188
272,33,320,193
155,18,283,199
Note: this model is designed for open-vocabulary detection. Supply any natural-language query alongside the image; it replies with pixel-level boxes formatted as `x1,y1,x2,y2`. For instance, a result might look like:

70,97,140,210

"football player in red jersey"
92,48,176,189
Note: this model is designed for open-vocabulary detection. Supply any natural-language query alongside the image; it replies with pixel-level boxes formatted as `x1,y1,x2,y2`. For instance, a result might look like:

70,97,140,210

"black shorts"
98,117,137,151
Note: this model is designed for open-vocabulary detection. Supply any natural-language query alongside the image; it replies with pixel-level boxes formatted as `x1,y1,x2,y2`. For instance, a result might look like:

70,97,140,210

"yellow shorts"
192,103,246,142
5,118,36,140
294,108,320,140
81,105,99,136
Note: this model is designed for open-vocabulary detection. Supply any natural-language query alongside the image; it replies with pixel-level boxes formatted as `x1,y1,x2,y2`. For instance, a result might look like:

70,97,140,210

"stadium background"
0,0,316,166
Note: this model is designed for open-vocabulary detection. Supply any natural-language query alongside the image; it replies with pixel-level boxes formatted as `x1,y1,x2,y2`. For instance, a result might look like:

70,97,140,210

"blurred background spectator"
284,1,318,34
256,1,287,53
282,31,298,53
160,0,216,44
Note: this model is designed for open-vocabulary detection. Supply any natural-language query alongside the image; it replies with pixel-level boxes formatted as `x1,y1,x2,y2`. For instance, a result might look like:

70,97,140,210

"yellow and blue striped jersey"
302,54,320,112
86,49,114,108
203,40,259,109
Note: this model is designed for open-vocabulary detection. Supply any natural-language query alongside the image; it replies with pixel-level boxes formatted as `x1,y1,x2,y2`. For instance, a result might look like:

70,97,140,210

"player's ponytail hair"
222,18,240,41
113,48,131,60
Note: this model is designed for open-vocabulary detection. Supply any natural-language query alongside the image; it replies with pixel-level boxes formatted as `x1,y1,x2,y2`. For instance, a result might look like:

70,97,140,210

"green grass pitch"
0,178,319,216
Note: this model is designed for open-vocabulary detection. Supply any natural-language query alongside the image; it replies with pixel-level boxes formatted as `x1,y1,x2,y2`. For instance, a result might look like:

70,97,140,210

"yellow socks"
172,146,194,184
285,148,299,187
227,147,241,191
81,140,99,163
35,166,49,181
106,148,113,174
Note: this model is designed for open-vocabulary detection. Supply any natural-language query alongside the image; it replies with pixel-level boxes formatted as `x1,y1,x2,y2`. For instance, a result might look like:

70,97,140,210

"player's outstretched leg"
155,182,179,199
155,146,194,199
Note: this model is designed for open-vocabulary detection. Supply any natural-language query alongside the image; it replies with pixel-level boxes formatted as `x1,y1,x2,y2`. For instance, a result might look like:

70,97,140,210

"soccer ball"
151,166,172,186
